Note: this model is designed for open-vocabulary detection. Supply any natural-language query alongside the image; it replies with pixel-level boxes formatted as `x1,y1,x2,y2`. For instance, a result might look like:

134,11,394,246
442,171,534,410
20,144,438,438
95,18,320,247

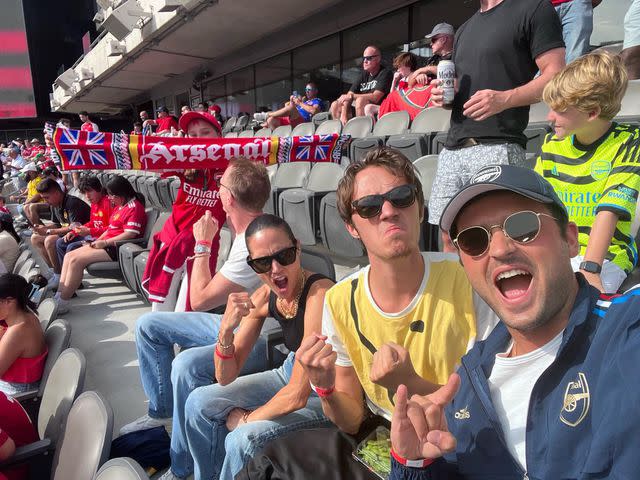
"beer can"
437,60,455,106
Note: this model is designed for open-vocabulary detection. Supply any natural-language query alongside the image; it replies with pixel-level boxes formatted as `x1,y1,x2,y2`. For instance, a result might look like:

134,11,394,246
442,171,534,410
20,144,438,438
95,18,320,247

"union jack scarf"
52,128,350,171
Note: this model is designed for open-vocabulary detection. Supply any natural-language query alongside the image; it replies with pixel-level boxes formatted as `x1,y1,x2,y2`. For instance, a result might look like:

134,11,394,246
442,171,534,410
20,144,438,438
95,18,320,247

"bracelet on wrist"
215,345,234,360
196,240,212,247
390,448,435,468
217,332,234,350
242,410,251,424
309,381,335,398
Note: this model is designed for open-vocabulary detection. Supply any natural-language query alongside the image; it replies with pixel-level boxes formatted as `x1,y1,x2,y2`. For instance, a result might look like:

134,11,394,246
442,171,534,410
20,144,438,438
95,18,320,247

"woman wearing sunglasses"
178,214,334,480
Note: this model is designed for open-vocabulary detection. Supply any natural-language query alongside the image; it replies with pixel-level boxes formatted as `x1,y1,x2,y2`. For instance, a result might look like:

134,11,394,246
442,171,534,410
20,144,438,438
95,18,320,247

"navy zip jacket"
391,275,640,480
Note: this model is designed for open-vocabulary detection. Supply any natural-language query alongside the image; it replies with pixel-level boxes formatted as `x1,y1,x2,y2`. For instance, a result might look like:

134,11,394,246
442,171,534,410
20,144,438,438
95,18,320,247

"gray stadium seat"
238,129,255,138
38,298,58,331
386,108,451,161
291,122,315,136
133,251,151,303
1,348,86,477
315,119,343,135
170,177,180,203
350,111,411,162
414,155,439,252
619,79,640,119
13,249,32,274
224,131,239,138
266,164,278,184
272,125,292,137
86,209,160,279
17,257,35,279
119,212,171,294
279,163,345,245
319,192,365,257
312,112,330,127
157,176,177,210
431,131,448,154
529,102,550,123
300,247,336,281
144,176,164,211
222,116,237,134
342,115,373,139
255,127,272,137
134,175,147,196
95,457,149,480
266,162,311,216
233,115,250,132
50,391,113,480
526,102,552,155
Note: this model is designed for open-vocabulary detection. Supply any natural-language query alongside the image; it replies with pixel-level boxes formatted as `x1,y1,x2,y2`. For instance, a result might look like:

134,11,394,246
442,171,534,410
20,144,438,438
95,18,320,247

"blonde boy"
535,52,639,292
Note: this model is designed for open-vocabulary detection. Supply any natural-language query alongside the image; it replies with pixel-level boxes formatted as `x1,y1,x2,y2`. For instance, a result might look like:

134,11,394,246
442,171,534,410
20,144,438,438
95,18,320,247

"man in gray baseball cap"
408,23,456,87
424,22,455,44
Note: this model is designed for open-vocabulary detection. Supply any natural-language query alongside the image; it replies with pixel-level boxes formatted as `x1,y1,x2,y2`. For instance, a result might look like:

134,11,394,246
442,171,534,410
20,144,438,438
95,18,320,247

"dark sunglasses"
247,245,298,274
351,184,417,219
363,55,380,62
453,210,557,257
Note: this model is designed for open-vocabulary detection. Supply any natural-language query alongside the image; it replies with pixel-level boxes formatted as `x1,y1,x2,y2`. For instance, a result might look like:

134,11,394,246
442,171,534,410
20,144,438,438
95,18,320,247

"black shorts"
104,245,118,261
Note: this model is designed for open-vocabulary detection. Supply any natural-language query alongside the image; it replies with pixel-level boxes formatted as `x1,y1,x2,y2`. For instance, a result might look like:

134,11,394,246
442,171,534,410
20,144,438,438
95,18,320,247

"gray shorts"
624,0,640,50
427,143,527,226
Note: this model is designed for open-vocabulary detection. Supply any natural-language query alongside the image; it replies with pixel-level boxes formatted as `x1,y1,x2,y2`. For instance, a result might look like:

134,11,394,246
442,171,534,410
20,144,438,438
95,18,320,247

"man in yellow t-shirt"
11,162,46,226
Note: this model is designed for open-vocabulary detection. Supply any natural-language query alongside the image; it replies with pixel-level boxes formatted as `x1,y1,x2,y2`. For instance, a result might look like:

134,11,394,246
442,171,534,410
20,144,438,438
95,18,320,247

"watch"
194,244,211,255
579,261,602,274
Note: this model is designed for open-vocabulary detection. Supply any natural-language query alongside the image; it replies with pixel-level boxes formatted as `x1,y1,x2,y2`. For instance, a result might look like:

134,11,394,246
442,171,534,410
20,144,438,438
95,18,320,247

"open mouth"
272,275,289,291
495,268,532,300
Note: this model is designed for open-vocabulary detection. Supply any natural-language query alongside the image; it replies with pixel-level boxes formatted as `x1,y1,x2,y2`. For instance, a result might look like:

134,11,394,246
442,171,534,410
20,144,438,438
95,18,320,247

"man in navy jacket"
389,164,640,479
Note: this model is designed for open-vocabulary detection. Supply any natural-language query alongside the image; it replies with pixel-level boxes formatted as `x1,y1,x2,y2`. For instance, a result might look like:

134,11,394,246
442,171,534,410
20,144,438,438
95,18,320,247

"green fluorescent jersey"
535,123,640,273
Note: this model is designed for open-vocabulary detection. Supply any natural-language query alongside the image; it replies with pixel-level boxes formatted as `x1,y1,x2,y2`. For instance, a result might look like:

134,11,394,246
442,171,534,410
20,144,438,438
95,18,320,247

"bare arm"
0,326,25,377
319,365,366,434
581,210,619,291
0,433,16,461
353,90,386,104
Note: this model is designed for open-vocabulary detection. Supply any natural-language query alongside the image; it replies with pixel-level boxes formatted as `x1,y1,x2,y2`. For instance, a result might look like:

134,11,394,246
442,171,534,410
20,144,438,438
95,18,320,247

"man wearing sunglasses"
261,83,323,129
329,46,393,125
389,164,640,479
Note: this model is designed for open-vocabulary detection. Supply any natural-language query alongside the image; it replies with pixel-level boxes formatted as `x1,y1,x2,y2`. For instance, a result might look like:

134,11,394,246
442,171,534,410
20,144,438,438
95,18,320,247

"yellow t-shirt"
26,176,42,202
323,252,498,417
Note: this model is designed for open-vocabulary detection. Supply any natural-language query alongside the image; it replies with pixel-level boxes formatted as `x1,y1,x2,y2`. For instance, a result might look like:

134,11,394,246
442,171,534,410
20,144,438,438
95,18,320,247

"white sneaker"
56,296,70,315
119,414,172,436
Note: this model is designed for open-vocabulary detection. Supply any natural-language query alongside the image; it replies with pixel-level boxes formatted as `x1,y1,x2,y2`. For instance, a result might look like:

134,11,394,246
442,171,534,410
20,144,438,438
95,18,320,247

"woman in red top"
56,176,146,313
0,274,47,396
55,175,113,270
0,391,38,480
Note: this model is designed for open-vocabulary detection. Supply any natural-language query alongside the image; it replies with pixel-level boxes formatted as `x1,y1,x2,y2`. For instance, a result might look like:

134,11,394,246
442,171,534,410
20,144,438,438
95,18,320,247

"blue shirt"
296,98,322,122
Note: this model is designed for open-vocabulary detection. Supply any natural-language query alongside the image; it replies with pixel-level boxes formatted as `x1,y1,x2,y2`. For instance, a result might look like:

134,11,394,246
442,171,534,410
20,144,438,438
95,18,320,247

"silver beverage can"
437,60,455,106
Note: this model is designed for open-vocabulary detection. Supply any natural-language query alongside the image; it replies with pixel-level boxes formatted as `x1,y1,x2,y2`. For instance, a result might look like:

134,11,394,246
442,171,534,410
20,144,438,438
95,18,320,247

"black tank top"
268,273,329,352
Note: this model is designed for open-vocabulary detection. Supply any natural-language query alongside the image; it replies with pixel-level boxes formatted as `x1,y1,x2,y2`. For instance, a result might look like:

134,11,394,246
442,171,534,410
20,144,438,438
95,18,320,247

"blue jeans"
55,236,88,266
179,352,330,480
135,311,271,476
556,0,593,64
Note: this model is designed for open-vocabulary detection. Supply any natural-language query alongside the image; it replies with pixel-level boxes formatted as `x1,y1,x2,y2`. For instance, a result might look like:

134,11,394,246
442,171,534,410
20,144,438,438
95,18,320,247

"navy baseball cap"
439,165,568,233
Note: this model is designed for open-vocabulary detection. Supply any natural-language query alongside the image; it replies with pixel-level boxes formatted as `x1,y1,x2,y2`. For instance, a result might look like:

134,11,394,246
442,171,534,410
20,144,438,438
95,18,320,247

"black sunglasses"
453,210,557,257
363,55,380,62
351,184,417,219
247,245,298,274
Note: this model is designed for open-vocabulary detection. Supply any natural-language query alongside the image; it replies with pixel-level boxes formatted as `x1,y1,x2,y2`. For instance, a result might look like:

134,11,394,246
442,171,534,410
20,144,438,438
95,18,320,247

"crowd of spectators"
2,0,640,479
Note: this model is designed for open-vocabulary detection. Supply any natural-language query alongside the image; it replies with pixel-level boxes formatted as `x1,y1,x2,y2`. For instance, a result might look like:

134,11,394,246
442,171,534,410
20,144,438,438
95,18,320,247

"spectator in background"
259,83,322,129
535,52,638,292
181,105,191,116
427,0,565,239
0,391,38,480
140,110,153,135
30,179,90,289
79,111,99,132
0,213,20,274
552,0,597,65
26,138,44,159
621,0,640,80
131,121,143,135
197,102,208,112
11,163,46,226
0,197,9,215
408,23,455,88
144,107,180,136
55,175,146,314
208,104,224,124
0,274,47,396
366,53,418,119
7,148,26,190
330,45,393,125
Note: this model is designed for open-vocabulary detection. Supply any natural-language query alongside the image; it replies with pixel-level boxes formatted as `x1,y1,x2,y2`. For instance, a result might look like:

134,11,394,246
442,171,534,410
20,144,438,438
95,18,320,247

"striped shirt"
535,123,640,272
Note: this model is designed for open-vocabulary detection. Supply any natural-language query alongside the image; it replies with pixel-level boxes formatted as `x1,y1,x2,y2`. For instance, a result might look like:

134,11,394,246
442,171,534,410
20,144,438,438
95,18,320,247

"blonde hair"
543,51,628,121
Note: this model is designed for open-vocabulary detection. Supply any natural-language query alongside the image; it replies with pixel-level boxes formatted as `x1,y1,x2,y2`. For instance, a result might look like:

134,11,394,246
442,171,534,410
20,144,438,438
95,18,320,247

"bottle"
437,60,456,107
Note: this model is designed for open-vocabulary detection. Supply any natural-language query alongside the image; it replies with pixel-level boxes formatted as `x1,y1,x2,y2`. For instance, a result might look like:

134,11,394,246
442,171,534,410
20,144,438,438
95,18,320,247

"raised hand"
391,374,460,461
296,333,337,390
221,292,254,333
193,210,219,243
370,342,418,392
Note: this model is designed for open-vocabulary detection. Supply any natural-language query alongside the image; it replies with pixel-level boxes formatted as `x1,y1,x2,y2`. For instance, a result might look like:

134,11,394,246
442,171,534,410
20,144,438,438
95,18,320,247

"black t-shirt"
51,193,91,227
349,66,393,96
424,52,453,82
446,0,564,149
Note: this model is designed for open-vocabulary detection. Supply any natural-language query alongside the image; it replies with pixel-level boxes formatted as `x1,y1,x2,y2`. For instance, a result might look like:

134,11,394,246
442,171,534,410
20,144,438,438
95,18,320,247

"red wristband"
309,382,335,397
390,448,435,468
215,345,234,360
196,240,212,247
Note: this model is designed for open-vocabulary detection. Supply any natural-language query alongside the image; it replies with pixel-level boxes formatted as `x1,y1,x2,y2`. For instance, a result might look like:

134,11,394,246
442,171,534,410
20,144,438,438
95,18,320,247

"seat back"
234,115,249,131
39,348,86,443
272,162,311,189
254,127,272,137
312,112,330,127
224,131,239,138
315,119,343,135
320,192,365,257
529,102,550,124
305,163,344,192
301,247,336,281
51,391,113,480
413,155,439,201
40,319,72,396
238,129,255,138
266,164,278,184
17,258,35,279
141,209,160,243
410,108,451,133
13,249,32,274
291,122,315,137
94,457,148,480
144,176,164,210
373,111,410,136
272,125,292,137
619,79,640,118
169,177,181,203
146,212,171,248
342,116,373,138
222,116,237,133
38,298,58,331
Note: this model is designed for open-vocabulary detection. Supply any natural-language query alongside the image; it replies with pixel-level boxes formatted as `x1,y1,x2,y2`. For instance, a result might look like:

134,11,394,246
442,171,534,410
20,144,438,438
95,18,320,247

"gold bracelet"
217,332,234,350
242,410,251,424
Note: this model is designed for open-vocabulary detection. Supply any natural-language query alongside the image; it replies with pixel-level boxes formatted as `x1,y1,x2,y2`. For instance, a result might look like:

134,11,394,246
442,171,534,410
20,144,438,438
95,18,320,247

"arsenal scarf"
52,128,350,171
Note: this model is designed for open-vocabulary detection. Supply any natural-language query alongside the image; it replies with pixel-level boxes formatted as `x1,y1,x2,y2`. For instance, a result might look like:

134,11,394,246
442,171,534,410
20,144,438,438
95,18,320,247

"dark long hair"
106,175,145,206
0,214,20,244
0,273,38,313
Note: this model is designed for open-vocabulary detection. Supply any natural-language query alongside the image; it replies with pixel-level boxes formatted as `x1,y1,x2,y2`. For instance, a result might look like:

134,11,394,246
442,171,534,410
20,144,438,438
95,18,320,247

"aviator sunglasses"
351,184,417,219
453,210,557,257
247,245,298,274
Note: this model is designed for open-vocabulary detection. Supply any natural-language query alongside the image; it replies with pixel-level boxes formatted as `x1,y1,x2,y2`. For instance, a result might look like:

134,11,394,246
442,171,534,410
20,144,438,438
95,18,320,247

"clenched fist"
221,292,255,333
296,333,337,390
193,210,219,243
370,342,419,392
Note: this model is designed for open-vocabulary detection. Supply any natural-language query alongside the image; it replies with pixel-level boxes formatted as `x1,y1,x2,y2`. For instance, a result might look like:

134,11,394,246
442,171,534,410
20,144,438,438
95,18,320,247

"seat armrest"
13,389,38,402
111,238,146,247
0,438,53,468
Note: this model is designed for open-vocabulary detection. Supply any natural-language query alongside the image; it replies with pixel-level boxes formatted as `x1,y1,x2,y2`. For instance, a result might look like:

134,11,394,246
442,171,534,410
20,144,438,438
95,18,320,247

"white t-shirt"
219,232,261,293
0,231,19,273
487,330,563,471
